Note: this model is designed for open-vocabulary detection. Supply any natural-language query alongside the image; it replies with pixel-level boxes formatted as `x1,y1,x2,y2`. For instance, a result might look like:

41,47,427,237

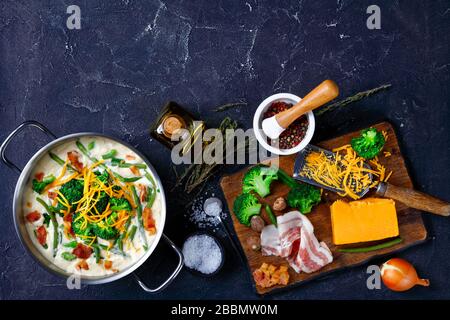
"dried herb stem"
173,116,256,194
213,102,247,112
315,84,392,116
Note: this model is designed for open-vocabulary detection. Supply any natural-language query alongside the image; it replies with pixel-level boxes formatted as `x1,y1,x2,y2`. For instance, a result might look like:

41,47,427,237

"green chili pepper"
337,237,403,253
265,205,277,226
276,167,299,189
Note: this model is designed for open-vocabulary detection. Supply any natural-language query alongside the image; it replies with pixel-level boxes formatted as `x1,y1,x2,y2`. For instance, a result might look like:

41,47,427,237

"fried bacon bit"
130,165,140,176
26,211,41,223
63,221,75,238
76,260,89,271
104,260,113,270
253,263,289,288
138,184,148,202
63,213,72,222
67,151,83,171
142,207,156,234
72,243,93,259
63,213,75,237
35,172,44,181
47,191,57,200
36,226,47,246
125,154,136,160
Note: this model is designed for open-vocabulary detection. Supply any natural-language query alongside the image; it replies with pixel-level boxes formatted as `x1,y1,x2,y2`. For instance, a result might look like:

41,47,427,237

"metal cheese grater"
292,144,373,198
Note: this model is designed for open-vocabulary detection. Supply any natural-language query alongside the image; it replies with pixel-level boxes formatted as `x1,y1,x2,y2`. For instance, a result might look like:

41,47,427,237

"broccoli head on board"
233,193,262,226
287,183,321,214
242,165,278,198
350,127,385,159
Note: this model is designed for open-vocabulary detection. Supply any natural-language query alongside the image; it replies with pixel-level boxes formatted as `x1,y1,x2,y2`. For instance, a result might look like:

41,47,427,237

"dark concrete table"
1,0,449,300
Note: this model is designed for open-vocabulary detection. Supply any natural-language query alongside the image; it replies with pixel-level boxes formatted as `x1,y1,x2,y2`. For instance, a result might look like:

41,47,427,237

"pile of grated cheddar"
300,142,392,200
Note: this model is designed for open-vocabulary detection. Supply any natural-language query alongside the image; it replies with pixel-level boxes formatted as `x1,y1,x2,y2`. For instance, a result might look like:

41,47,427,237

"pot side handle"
0,121,56,173
133,233,184,293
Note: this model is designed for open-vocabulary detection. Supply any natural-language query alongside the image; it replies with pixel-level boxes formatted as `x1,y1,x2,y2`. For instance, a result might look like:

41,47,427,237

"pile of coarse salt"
204,200,221,217
182,234,223,275
188,195,226,228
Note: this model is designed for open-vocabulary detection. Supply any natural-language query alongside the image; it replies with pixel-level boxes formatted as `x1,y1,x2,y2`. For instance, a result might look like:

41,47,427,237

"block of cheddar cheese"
330,198,399,245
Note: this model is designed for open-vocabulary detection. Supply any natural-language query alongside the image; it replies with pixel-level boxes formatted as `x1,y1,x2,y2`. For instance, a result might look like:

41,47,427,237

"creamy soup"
22,136,161,277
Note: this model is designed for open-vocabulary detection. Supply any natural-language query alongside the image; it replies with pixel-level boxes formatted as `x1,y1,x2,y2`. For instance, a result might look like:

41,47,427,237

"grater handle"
376,182,450,216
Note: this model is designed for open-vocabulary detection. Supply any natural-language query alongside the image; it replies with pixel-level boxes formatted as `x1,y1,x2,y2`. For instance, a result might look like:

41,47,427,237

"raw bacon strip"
277,211,302,257
261,211,333,274
261,225,280,256
293,213,333,273
286,240,302,273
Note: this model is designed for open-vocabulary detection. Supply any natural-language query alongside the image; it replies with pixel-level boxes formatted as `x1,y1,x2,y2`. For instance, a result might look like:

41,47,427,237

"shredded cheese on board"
301,144,392,200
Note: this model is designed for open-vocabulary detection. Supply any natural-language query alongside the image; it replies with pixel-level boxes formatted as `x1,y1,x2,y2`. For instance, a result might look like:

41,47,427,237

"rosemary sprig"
315,84,392,116
213,102,247,112
173,117,256,194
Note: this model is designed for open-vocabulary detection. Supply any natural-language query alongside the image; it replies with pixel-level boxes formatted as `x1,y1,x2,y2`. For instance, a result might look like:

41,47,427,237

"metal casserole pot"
0,121,183,293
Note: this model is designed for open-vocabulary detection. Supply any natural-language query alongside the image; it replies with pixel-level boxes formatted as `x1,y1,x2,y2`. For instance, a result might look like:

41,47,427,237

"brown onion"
380,258,429,292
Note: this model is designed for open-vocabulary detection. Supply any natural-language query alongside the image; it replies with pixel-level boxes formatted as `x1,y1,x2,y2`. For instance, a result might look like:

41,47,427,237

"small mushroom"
246,236,261,251
250,215,265,232
273,197,287,211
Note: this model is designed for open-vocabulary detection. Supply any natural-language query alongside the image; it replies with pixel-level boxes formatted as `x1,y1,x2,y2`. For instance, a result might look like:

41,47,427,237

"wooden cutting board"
220,121,427,295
